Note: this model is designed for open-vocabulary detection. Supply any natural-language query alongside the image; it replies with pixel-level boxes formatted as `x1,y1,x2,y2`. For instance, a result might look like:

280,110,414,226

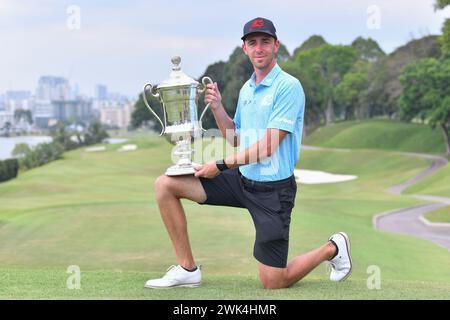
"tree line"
11,121,109,172
132,0,450,155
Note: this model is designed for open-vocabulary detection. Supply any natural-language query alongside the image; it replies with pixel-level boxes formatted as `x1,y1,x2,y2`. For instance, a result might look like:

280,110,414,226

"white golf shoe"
144,265,202,289
328,232,353,281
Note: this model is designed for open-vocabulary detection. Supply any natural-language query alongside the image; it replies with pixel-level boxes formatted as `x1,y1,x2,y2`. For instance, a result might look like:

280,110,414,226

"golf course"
1,119,449,299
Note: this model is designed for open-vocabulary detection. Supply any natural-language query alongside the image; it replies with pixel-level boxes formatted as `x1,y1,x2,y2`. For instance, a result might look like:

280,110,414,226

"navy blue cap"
241,17,277,41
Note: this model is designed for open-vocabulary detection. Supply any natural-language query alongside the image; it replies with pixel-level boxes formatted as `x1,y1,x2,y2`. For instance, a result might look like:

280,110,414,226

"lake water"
104,138,128,144
0,136,53,160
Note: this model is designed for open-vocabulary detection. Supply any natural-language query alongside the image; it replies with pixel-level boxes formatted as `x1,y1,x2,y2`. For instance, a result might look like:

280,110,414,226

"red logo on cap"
251,19,264,29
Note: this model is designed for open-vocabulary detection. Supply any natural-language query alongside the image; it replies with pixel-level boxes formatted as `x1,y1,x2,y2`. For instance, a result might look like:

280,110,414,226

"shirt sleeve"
267,80,304,133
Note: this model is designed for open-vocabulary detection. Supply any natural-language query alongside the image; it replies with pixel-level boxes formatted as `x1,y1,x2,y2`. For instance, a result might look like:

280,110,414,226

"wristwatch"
215,159,229,172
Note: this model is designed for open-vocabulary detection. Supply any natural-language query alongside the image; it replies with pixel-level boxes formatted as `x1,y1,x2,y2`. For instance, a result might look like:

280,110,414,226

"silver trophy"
143,56,213,176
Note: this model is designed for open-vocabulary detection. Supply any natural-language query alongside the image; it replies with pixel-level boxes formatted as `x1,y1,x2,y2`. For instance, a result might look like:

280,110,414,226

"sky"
0,0,449,98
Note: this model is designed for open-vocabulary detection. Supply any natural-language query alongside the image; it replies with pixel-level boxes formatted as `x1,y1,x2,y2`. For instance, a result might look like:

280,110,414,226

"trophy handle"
199,77,213,132
143,83,165,136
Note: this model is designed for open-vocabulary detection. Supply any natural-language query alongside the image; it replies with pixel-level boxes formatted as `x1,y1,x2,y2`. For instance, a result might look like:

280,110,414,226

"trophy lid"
158,56,199,89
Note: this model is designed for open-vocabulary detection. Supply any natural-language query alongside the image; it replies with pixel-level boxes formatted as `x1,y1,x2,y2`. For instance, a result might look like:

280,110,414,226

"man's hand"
194,161,220,179
204,82,222,111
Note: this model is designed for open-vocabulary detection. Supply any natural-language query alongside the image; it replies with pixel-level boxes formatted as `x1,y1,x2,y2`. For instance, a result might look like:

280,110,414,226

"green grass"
404,161,450,224
425,206,450,223
0,134,449,299
303,119,446,155
404,162,450,198
1,268,449,299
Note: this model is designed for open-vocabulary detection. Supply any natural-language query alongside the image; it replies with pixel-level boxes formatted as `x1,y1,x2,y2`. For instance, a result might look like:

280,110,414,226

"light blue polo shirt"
233,63,305,182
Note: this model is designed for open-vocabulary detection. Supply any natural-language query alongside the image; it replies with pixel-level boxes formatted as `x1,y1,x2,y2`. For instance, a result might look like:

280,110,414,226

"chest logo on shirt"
260,94,273,107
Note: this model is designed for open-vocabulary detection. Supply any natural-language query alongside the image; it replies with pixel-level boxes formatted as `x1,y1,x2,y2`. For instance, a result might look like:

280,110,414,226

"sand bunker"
118,144,138,152
85,146,106,152
294,169,357,184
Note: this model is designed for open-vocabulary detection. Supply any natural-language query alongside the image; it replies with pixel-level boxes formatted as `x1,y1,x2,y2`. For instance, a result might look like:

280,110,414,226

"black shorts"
198,168,297,268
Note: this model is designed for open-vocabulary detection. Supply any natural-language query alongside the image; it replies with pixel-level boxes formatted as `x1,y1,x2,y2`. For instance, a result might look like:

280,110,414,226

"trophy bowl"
143,56,213,176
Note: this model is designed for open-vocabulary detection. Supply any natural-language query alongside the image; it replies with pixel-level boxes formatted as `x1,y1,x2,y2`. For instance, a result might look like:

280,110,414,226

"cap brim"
241,31,277,41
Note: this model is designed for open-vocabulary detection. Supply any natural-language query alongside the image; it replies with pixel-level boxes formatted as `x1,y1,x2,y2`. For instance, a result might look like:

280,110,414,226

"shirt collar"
249,63,282,88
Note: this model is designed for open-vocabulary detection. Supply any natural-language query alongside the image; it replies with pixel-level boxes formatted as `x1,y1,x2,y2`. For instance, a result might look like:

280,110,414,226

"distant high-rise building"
0,94,5,111
108,91,128,103
33,101,54,128
36,76,71,100
95,84,108,100
5,90,32,112
99,101,134,128
5,91,31,101
33,99,95,129
52,100,93,123
72,83,80,100
0,110,14,129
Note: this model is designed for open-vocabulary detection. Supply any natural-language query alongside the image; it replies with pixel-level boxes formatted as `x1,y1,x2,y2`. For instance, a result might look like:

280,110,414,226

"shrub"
19,142,64,170
0,158,19,182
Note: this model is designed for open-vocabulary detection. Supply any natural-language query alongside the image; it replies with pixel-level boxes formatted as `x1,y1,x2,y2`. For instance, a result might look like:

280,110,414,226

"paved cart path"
302,145,450,250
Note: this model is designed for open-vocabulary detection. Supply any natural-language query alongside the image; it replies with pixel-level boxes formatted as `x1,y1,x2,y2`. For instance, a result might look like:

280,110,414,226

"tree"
14,109,33,125
49,122,78,150
281,60,326,130
398,0,450,155
292,35,327,58
276,43,291,62
436,0,450,58
435,0,450,9
351,37,385,62
2,122,12,137
294,45,358,124
335,39,384,120
19,142,64,170
12,143,31,158
222,47,254,107
334,61,370,120
367,35,442,119
400,58,450,155
84,121,109,145
442,19,450,59
197,61,226,130
131,91,164,132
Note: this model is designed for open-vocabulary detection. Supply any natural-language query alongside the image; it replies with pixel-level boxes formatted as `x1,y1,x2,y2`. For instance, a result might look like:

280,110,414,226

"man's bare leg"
259,241,336,289
154,175,207,269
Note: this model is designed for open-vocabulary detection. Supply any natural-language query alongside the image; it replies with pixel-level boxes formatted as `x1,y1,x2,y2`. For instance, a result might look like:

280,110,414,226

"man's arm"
194,128,287,178
224,128,287,169
196,78,304,179
205,83,239,147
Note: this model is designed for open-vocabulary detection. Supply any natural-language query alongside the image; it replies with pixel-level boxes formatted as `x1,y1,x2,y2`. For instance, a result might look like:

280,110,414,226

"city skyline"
1,0,449,97
0,77,131,102
0,75,135,131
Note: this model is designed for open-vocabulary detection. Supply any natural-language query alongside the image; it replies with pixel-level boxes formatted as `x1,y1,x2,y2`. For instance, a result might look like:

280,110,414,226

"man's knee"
260,277,288,289
154,175,175,199
259,268,289,289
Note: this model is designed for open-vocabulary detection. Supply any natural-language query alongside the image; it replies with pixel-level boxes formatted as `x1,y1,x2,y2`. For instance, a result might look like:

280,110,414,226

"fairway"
0,133,449,299
303,119,446,155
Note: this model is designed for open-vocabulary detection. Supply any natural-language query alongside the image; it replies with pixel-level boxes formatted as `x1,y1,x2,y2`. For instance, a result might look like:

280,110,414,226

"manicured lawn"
404,161,450,198
1,267,449,299
0,134,449,299
303,119,446,155
425,206,450,223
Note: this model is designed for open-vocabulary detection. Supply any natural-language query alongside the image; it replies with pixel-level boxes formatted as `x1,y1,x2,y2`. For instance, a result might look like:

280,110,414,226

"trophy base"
165,163,199,176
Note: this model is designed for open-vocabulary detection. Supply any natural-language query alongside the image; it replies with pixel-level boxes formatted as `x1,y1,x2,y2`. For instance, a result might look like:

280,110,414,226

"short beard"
254,60,272,71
